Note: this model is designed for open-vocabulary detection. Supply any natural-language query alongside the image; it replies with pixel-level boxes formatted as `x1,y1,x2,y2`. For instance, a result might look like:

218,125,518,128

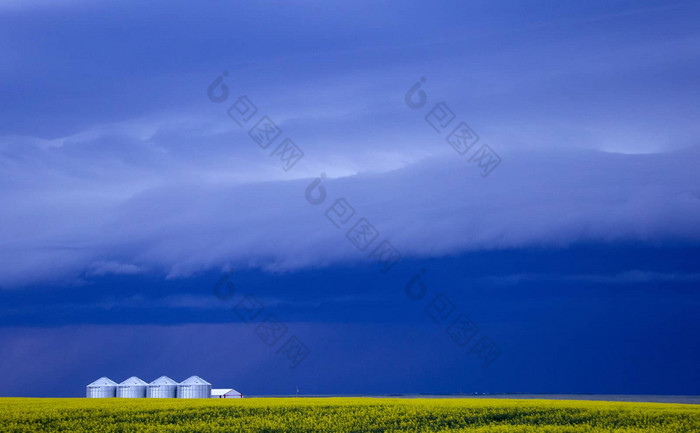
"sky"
1,0,699,397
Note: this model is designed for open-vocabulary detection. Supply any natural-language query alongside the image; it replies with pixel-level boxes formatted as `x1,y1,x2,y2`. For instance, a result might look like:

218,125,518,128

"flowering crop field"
1,397,698,432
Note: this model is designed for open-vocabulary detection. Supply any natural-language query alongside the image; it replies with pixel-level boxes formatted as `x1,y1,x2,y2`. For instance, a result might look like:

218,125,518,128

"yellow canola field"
1,397,698,432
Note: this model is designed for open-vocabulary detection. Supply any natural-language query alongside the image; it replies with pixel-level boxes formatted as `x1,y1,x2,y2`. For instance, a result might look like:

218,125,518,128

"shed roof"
212,388,241,396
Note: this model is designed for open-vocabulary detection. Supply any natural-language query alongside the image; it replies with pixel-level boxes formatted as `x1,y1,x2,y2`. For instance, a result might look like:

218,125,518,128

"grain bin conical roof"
180,375,211,385
120,376,148,386
150,376,178,385
87,377,118,387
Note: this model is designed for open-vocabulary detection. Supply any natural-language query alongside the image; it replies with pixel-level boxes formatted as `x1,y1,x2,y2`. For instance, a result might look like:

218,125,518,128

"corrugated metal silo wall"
116,385,147,398
147,385,178,398
86,386,117,398
177,384,212,398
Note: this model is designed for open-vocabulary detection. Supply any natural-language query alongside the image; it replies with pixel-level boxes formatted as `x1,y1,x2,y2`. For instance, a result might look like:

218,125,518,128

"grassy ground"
1,397,698,432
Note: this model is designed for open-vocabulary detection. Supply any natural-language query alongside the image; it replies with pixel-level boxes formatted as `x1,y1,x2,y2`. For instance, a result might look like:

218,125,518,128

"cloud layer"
2,0,700,287
2,125,699,288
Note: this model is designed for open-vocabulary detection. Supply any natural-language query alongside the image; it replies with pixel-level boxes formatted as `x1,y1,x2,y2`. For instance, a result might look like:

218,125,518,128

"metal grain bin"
147,376,178,398
177,375,211,399
116,376,148,398
86,377,117,398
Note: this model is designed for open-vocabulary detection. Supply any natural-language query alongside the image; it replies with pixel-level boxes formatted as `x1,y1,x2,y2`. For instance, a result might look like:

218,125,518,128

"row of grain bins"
86,376,224,398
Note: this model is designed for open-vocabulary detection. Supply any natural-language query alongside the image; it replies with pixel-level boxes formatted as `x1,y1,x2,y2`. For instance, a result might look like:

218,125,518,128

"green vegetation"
1,397,698,432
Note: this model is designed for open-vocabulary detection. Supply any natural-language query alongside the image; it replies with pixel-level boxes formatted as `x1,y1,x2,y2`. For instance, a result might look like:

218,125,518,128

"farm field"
1,397,698,432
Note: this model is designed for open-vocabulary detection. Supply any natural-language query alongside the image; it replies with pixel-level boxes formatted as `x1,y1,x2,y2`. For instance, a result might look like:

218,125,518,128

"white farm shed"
211,388,243,398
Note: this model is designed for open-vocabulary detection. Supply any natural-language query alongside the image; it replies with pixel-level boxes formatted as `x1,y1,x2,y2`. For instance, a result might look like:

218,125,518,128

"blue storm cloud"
1,0,699,396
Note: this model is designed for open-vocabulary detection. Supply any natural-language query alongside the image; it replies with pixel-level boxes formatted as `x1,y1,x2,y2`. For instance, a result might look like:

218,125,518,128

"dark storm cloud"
1,0,700,287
